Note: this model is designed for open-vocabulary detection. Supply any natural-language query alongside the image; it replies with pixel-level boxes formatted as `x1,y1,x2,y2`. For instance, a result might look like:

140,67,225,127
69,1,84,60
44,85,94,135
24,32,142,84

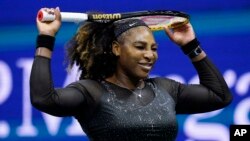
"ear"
112,41,121,56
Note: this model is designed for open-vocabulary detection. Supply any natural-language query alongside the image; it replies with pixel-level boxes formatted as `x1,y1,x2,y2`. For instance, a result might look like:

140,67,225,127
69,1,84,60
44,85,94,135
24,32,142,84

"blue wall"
0,0,250,141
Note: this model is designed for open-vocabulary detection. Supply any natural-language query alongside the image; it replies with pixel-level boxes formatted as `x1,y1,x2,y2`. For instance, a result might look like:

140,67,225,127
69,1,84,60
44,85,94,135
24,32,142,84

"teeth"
139,64,152,70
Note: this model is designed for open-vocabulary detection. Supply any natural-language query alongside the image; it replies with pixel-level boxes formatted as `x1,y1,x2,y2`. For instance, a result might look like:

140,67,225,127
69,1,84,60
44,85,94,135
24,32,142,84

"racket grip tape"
37,10,56,22
37,10,88,23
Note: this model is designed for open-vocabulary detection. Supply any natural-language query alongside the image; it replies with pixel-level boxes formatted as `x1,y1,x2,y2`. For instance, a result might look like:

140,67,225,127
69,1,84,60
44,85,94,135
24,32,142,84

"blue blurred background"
0,0,250,141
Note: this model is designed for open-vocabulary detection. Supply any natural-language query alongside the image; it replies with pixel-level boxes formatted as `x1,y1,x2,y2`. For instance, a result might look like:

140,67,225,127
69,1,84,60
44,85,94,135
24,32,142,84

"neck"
105,73,144,90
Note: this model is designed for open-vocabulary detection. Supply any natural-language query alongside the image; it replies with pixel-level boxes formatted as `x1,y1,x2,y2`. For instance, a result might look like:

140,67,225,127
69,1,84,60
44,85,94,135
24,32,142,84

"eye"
151,47,158,51
135,45,145,50
151,45,158,51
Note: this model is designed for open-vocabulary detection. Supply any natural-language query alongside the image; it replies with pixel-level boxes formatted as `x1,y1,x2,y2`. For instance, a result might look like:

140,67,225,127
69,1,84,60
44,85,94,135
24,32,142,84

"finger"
164,26,174,41
54,7,61,21
56,7,60,12
41,7,48,12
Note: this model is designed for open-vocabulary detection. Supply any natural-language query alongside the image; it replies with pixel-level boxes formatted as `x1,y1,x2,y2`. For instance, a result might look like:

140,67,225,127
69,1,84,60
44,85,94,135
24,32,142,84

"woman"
30,7,232,141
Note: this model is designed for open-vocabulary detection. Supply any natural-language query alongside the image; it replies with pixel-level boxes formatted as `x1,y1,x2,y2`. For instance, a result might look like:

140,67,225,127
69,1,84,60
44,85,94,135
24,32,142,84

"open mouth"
138,63,153,71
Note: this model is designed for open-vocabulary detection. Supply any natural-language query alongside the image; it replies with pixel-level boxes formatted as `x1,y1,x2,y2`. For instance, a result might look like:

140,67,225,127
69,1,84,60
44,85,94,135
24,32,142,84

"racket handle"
37,10,88,23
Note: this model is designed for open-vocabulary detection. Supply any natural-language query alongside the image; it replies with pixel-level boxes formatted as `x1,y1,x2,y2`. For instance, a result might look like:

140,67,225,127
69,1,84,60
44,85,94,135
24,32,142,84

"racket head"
89,10,190,31
134,15,189,30
123,10,190,31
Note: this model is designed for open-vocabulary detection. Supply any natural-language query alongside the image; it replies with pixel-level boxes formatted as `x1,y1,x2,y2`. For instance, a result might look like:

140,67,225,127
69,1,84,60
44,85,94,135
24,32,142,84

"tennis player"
30,7,232,141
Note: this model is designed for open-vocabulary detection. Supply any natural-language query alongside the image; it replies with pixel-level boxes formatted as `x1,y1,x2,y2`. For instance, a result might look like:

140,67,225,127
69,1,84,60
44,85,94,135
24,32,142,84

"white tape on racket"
38,10,88,23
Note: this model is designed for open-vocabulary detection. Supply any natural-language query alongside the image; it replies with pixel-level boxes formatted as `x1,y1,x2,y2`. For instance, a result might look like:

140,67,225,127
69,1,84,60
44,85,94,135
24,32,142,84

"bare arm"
164,22,206,62
35,7,61,58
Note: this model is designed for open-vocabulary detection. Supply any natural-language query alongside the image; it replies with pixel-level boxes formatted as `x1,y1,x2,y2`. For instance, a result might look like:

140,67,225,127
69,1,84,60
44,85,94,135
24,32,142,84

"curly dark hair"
65,21,118,80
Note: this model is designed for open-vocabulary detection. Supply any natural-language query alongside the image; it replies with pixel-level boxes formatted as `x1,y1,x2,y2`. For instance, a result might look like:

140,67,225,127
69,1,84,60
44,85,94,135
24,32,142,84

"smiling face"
112,26,158,80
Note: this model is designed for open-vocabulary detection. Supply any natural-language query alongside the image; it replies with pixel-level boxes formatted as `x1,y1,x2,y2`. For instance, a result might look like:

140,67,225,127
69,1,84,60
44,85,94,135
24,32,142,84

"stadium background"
0,0,250,140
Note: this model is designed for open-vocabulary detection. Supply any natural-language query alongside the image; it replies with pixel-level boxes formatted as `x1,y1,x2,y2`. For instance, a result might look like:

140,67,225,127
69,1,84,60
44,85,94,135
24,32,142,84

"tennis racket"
38,10,190,30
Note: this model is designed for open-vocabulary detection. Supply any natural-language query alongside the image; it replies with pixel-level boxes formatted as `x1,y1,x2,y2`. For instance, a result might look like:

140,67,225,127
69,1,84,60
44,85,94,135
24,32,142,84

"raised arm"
30,8,86,117
175,57,233,114
164,22,233,114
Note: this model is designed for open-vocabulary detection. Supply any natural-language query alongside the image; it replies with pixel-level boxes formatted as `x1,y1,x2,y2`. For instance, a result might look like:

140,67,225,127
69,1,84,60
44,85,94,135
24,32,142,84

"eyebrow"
133,41,158,47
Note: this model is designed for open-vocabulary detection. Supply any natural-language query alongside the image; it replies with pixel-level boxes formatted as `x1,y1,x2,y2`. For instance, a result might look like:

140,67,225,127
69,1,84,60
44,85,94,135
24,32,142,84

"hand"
164,22,196,46
36,7,61,37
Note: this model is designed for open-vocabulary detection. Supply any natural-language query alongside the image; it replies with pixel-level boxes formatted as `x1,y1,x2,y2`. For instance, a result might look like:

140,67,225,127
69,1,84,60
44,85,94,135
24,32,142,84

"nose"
143,50,155,60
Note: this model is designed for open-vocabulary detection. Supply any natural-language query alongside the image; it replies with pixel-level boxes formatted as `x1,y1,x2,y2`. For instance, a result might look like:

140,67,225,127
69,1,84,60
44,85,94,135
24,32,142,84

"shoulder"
71,79,104,92
65,79,104,95
147,77,182,103
147,77,182,93
147,77,180,85
68,79,105,102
